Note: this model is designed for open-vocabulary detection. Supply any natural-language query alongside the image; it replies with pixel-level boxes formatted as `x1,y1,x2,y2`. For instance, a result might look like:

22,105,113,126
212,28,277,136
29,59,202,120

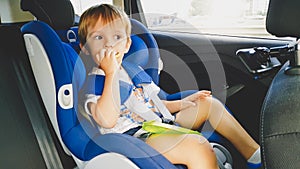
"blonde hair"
78,4,131,45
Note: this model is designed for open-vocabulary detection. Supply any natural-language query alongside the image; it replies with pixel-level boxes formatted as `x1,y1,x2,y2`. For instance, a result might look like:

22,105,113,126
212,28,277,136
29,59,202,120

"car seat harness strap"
122,61,175,122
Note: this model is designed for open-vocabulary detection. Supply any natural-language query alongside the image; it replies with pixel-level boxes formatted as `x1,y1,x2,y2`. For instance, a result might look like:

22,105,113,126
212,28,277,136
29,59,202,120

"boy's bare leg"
146,134,219,169
175,97,259,160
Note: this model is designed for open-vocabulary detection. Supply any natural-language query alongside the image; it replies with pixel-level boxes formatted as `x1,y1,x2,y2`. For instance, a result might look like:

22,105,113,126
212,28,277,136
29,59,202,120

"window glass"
70,0,113,16
141,0,274,38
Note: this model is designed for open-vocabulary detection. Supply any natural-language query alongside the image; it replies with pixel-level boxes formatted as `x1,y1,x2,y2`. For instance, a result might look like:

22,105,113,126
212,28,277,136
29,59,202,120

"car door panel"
153,31,291,139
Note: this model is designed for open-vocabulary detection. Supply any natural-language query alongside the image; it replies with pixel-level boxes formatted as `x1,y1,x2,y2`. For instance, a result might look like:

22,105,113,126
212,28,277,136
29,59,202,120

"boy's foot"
247,147,261,168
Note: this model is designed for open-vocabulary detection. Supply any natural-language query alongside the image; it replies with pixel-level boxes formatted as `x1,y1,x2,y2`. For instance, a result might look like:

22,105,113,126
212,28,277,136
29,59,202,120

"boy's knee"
185,135,217,164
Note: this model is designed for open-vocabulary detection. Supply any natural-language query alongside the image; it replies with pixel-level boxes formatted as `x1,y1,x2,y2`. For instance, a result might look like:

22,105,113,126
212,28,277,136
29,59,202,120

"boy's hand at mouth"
97,49,120,75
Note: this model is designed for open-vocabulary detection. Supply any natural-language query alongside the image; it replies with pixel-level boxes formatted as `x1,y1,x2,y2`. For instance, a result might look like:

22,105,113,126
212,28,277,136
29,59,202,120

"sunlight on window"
141,0,271,38
209,0,245,20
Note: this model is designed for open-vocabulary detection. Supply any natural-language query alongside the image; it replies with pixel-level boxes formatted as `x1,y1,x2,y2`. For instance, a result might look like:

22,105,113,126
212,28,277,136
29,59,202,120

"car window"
70,0,113,16
140,0,274,38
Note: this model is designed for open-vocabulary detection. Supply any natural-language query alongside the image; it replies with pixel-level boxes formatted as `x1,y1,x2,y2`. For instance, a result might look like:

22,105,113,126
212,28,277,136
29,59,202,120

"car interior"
0,0,299,169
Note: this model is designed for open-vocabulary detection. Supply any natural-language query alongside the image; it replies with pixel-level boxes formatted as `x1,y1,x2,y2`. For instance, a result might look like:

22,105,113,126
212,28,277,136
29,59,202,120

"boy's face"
82,17,131,65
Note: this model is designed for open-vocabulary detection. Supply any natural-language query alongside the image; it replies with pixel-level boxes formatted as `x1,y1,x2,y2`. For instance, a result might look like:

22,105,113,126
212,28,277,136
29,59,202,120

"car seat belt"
123,82,175,122
122,61,175,122
142,83,175,121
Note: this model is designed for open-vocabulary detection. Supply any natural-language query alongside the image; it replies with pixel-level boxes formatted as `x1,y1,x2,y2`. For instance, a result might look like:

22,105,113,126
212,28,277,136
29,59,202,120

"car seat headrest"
123,35,149,67
21,21,86,91
266,0,300,38
21,0,75,30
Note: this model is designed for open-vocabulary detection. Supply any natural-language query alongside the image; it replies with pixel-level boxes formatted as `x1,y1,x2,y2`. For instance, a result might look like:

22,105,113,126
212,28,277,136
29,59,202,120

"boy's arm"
162,90,212,113
162,100,196,113
89,73,121,128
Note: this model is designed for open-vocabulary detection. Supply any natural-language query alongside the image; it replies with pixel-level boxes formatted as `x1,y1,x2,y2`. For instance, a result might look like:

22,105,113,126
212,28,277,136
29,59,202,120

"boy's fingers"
201,90,211,94
96,54,101,63
106,49,113,58
99,49,106,59
199,90,211,96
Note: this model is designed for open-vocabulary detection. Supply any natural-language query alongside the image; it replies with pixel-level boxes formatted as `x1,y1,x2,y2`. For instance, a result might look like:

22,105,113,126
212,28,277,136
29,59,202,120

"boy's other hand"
183,90,212,103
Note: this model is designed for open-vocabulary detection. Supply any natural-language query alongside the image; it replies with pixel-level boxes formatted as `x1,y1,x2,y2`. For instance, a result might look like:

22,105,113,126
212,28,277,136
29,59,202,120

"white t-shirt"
84,67,159,135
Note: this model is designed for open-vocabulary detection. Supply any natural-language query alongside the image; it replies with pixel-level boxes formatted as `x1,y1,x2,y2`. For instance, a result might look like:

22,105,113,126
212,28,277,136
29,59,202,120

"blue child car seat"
20,0,232,168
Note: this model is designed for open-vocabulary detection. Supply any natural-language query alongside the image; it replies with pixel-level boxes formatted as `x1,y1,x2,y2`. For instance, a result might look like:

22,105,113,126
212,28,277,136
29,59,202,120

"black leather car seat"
260,0,300,168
